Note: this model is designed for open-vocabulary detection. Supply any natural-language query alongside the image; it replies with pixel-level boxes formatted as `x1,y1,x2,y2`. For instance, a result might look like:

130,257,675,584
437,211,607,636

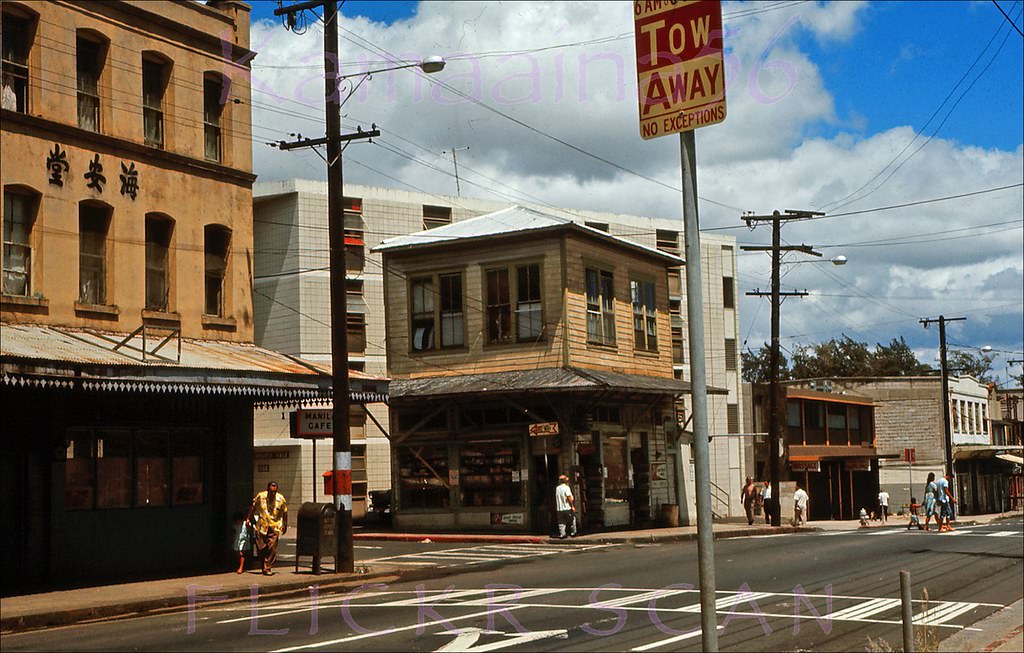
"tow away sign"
634,0,726,139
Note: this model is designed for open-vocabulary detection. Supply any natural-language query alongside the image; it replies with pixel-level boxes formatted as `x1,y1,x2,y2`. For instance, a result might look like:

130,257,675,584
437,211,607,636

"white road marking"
986,531,1018,537
826,598,902,621
434,626,567,652
632,625,724,651
915,601,980,625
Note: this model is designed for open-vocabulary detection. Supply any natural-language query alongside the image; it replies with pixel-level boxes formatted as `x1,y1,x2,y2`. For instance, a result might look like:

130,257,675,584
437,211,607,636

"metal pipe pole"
900,570,916,653
323,0,354,573
768,218,782,527
680,129,718,651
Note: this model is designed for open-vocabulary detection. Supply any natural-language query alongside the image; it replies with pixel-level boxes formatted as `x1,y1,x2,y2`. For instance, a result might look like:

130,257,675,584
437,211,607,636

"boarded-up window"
725,338,737,370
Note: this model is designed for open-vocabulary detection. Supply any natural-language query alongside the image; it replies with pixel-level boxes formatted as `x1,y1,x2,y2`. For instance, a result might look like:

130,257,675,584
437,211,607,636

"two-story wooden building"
0,1,335,593
374,206,725,534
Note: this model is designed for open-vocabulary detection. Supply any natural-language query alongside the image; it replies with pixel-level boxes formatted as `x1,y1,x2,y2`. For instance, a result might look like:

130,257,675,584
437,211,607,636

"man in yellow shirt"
247,481,288,575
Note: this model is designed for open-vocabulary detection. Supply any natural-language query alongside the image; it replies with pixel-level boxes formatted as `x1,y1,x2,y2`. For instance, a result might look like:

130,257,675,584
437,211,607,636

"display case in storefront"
397,445,450,508
459,441,523,507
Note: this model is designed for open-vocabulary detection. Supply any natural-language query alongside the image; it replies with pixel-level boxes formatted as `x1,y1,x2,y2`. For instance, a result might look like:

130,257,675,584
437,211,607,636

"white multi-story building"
251,180,747,525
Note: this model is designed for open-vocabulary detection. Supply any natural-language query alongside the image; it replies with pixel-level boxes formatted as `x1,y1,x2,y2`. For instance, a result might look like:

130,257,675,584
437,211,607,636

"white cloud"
246,1,1023,379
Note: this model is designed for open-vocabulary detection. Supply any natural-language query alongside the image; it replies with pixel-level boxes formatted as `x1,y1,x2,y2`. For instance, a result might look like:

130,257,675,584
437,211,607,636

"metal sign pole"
680,129,718,652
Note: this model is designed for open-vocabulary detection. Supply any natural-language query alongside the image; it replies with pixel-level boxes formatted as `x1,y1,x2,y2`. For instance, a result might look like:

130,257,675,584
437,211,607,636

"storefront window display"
460,441,523,507
398,445,450,509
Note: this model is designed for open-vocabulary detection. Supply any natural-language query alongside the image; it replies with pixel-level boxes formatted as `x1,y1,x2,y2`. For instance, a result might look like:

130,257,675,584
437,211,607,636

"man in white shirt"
793,483,809,526
554,474,576,538
878,490,890,523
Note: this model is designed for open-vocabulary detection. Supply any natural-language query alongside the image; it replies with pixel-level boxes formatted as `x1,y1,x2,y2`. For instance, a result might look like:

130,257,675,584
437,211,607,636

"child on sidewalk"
907,497,923,530
233,511,251,573
859,507,869,527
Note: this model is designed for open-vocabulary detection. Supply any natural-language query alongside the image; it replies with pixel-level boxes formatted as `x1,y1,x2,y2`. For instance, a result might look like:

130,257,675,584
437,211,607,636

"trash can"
295,502,337,574
660,503,680,528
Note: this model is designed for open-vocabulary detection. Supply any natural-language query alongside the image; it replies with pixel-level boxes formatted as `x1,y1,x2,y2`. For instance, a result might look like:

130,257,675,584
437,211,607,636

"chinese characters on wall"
44,143,140,199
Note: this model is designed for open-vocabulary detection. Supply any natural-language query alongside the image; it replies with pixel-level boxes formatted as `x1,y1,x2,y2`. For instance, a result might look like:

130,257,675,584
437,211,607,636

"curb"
355,533,547,544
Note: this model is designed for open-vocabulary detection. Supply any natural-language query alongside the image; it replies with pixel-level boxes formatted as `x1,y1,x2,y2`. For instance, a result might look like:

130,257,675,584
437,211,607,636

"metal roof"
372,205,684,265
0,323,388,401
390,366,727,400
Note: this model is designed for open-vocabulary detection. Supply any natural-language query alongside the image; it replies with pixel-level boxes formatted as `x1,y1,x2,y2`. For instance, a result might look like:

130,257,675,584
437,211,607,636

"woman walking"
922,472,938,532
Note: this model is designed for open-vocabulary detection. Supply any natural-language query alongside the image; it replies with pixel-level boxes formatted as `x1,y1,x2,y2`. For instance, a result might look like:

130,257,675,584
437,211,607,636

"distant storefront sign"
292,409,332,439
529,421,559,437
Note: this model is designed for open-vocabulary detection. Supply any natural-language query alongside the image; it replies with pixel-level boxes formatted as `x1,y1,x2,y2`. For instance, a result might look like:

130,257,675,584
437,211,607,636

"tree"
790,336,872,378
742,343,789,384
871,337,933,376
947,350,995,383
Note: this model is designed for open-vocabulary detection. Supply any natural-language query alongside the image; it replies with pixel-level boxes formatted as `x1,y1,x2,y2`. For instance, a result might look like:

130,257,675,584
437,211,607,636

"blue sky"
245,1,1023,383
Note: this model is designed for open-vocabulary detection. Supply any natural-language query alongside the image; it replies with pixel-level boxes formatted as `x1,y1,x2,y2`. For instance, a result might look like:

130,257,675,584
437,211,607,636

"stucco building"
0,0,333,593
252,180,748,524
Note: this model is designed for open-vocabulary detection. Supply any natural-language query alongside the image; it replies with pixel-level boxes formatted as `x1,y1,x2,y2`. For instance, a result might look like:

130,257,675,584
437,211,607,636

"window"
142,57,167,147
135,431,168,507
2,12,31,113
2,188,35,295
516,263,542,340
439,272,464,347
423,205,452,230
410,272,464,351
76,36,103,131
630,278,658,352
486,263,543,344
410,277,434,351
655,229,679,254
145,215,173,311
460,441,523,507
602,435,629,501
79,203,109,305
486,268,510,343
204,225,230,316
723,276,735,309
586,267,616,345
203,74,224,161
96,430,131,508
827,405,848,445
64,427,205,510
725,338,737,371
347,313,366,352
397,445,450,509
727,403,739,434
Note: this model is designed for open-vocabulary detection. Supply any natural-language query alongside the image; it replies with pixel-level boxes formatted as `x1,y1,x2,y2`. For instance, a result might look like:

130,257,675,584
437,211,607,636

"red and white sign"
529,421,560,437
634,0,726,139
903,448,916,463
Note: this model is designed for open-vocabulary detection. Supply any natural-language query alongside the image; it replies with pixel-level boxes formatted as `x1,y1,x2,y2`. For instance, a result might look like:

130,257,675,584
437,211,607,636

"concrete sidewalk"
2,510,1019,638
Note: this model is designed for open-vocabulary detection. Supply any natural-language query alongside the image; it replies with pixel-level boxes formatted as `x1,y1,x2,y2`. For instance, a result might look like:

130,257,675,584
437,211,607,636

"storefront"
388,368,698,534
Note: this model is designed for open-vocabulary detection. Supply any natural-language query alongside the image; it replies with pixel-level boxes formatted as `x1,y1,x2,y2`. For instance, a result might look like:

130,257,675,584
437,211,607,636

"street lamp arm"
339,57,446,80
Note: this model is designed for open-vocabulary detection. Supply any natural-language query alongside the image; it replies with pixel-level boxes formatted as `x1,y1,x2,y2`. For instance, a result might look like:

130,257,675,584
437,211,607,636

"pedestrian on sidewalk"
923,472,938,531
741,477,757,525
761,480,773,525
247,481,288,575
232,511,252,574
793,483,809,526
936,474,956,532
554,474,577,539
907,497,923,530
878,489,890,523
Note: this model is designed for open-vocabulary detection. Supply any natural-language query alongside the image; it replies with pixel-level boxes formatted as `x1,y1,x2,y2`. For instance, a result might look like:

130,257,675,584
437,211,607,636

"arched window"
145,213,174,311
2,4,38,113
2,185,39,296
204,224,230,316
141,51,171,148
203,72,230,161
79,201,111,305
76,30,108,132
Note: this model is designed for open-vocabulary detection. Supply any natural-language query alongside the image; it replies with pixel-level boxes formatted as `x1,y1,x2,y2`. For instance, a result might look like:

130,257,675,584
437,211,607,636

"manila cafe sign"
634,0,726,139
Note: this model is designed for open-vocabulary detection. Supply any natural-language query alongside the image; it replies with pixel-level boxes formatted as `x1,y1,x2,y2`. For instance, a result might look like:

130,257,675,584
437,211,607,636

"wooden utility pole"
920,315,966,479
742,209,823,526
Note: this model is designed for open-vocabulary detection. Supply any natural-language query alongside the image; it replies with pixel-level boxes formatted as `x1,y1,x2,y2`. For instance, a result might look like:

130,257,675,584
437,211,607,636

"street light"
275,0,446,574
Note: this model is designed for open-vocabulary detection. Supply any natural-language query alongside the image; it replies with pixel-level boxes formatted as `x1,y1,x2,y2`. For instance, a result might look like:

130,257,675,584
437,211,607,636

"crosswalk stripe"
868,530,902,536
986,531,1017,537
827,598,901,621
676,591,774,614
915,602,979,625
592,589,695,609
378,589,490,606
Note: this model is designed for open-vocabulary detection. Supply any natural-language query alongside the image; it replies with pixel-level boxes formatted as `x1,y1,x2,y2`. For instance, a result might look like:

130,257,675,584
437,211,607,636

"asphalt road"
4,519,1021,652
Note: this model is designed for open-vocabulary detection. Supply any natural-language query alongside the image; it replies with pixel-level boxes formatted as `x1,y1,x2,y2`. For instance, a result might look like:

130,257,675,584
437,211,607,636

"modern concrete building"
252,180,749,524
1,0,333,593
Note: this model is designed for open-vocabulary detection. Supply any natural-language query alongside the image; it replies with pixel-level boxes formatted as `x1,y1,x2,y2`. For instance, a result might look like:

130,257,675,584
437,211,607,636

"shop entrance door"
531,453,559,535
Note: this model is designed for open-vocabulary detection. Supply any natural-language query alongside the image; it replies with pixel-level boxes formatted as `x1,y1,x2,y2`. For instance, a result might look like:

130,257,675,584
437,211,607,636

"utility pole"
274,0,377,574
742,209,823,527
920,316,966,479
442,146,469,196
